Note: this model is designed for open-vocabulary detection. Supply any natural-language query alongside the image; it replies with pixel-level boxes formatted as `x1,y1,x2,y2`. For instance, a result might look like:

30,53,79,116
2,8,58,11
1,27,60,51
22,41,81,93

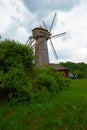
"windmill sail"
49,13,57,32
49,39,58,59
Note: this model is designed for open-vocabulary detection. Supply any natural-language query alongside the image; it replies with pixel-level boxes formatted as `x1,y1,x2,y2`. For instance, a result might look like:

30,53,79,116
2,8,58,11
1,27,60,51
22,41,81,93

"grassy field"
0,79,87,130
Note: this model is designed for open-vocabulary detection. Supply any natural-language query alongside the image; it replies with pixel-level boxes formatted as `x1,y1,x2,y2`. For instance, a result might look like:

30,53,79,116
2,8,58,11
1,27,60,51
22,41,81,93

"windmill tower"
26,13,66,66
32,27,51,66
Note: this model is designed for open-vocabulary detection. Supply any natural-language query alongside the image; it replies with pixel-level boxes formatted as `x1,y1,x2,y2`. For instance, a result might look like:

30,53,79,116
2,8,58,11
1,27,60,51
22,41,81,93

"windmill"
26,13,66,66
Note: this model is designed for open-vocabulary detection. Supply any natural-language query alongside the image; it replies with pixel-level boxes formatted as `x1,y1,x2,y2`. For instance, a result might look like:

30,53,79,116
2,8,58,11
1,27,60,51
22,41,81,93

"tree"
0,39,34,72
59,62,87,78
0,39,34,102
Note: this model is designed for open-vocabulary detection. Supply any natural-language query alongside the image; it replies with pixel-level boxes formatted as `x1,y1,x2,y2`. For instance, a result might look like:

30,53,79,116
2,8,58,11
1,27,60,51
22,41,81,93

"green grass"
0,79,87,130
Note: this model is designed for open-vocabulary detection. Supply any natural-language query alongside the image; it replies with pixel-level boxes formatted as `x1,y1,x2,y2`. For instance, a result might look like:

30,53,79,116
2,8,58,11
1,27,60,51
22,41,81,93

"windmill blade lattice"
0,35,1,39
42,20,48,30
49,38,58,59
51,32,66,39
49,13,57,32
26,36,35,47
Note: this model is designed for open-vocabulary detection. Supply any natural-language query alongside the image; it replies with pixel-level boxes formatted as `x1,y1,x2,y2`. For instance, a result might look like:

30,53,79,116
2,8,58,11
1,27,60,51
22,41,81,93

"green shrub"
0,39,34,72
0,64,31,102
60,62,87,79
75,70,87,79
31,67,70,101
0,40,70,103
0,40,34,102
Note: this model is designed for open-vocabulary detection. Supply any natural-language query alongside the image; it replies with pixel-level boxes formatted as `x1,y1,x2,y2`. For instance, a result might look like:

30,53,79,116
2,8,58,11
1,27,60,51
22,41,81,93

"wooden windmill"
26,13,66,66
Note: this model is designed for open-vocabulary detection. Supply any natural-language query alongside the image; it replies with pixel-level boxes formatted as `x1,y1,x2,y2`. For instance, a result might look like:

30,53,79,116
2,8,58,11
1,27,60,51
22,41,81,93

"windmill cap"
32,27,51,39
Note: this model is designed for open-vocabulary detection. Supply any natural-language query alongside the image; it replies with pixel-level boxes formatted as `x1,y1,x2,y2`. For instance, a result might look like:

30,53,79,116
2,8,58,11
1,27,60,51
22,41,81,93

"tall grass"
0,79,87,130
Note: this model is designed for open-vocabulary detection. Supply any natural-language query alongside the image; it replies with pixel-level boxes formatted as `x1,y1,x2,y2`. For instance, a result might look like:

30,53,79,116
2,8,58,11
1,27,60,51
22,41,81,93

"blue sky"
0,0,87,63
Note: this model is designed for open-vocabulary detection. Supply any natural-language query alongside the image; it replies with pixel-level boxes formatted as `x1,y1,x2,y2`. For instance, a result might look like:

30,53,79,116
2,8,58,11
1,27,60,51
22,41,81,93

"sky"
0,0,87,63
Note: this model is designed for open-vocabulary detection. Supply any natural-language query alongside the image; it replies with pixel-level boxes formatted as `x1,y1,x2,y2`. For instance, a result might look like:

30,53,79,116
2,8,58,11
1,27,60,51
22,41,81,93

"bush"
0,39,34,72
31,67,70,101
0,64,32,102
0,40,34,102
0,40,70,103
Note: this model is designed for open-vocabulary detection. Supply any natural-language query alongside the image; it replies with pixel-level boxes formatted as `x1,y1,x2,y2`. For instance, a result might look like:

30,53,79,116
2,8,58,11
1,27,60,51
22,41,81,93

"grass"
0,79,87,130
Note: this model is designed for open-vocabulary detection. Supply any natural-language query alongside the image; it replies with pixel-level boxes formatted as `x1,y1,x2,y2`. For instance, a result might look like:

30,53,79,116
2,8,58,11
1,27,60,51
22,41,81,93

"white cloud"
47,0,87,63
0,0,87,63
0,0,38,42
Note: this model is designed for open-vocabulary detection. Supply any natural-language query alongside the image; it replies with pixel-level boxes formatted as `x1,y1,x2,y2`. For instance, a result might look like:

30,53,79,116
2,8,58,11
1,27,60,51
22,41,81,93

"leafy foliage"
2,65,31,102
59,62,87,78
0,40,70,103
31,67,70,101
0,39,34,72
0,40,34,102
0,79,87,130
